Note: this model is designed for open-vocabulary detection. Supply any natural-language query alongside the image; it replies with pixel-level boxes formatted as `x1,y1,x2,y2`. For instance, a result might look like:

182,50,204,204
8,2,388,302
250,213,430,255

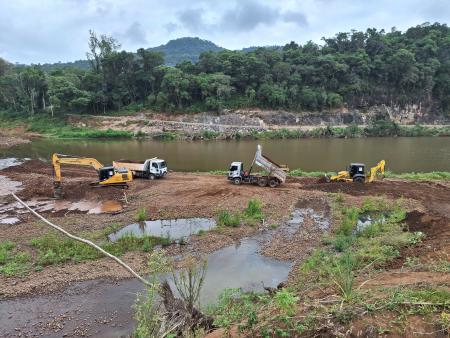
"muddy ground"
0,160,449,336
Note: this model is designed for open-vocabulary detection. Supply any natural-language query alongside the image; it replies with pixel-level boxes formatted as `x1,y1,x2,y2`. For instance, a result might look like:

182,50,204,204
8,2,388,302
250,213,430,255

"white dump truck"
228,145,288,187
113,158,167,179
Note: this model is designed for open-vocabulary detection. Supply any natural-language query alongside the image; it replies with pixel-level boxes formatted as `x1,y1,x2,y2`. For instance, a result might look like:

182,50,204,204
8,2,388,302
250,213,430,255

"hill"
148,37,223,66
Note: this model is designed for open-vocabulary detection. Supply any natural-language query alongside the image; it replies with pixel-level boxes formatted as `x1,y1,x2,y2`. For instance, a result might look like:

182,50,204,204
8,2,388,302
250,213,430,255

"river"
1,137,450,172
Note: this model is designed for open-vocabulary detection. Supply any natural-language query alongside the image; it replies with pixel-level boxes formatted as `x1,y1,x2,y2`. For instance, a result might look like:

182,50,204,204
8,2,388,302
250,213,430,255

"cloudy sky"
1,0,449,64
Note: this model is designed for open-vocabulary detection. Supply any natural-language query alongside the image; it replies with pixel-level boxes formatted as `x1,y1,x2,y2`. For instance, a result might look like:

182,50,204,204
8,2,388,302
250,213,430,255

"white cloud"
0,0,448,64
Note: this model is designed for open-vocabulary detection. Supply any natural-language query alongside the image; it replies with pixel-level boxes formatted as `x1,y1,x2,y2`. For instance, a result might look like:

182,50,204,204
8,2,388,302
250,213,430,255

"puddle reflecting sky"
109,218,216,241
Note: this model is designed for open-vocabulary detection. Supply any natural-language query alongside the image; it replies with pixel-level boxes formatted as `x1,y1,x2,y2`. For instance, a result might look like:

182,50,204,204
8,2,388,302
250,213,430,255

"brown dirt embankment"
0,126,38,149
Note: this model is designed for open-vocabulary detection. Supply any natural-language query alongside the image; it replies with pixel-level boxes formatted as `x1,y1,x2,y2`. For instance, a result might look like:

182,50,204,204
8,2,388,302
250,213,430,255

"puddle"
356,212,386,232
109,218,216,241
0,175,22,196
0,157,23,170
0,199,122,224
23,199,123,215
0,217,20,225
285,208,330,235
177,238,292,306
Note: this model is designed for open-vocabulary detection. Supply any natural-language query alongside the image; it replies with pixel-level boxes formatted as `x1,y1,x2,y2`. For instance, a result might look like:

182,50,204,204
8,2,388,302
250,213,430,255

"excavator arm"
367,160,385,183
52,153,105,184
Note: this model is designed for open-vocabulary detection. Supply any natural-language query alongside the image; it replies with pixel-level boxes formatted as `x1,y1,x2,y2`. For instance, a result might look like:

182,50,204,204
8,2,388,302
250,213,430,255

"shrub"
244,199,263,221
217,210,241,227
136,207,148,222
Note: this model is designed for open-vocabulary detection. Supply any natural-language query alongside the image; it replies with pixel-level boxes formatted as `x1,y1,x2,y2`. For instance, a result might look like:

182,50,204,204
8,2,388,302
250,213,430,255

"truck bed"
253,145,287,183
113,160,145,172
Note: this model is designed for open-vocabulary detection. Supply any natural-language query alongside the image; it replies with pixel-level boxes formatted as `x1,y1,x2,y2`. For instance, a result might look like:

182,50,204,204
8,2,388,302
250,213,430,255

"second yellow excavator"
325,160,386,183
52,153,133,198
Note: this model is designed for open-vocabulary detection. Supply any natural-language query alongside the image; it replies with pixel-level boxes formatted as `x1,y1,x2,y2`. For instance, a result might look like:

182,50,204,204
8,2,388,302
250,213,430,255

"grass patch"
0,241,31,276
29,232,168,266
152,131,180,141
385,171,450,180
217,199,264,227
201,130,220,140
217,209,241,227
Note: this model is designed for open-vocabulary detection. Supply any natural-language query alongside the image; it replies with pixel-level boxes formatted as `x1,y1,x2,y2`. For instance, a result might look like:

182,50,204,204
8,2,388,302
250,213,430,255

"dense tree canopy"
2,23,450,116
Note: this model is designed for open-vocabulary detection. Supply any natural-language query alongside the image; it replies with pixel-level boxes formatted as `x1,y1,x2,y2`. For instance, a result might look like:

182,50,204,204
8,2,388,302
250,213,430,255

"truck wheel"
233,178,241,185
269,179,279,188
149,174,155,180
258,177,268,187
353,176,364,183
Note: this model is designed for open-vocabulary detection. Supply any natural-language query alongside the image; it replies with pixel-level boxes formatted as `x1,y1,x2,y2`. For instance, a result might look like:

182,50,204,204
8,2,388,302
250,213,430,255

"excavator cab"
348,163,366,183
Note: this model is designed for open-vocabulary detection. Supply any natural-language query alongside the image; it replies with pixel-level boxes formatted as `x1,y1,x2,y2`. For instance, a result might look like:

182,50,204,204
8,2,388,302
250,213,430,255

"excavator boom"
367,160,385,183
52,153,105,183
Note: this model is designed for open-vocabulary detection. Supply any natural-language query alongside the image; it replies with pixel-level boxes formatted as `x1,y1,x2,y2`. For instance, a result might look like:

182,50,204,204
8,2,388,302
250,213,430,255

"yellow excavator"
325,160,386,183
52,153,133,198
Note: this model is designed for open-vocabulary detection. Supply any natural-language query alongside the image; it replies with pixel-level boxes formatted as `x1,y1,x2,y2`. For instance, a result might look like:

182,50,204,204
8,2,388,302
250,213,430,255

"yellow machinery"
52,153,133,198
326,160,386,183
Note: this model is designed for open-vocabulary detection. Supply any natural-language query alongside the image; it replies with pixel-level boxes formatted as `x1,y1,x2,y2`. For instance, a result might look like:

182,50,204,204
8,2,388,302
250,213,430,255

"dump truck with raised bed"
113,158,167,179
228,145,288,188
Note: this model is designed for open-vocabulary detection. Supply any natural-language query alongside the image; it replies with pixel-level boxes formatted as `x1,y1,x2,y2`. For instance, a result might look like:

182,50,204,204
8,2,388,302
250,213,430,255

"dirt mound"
315,176,328,184
1,159,124,201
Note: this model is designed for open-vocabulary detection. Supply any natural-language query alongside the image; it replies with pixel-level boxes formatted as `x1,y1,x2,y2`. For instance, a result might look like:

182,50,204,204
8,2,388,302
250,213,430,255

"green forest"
1,23,450,117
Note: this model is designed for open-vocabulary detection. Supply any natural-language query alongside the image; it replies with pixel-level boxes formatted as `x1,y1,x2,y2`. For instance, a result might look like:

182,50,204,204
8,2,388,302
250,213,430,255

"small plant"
335,192,344,203
172,256,207,310
439,312,450,333
274,288,299,316
197,229,205,236
136,207,148,222
330,252,356,302
403,256,420,268
244,199,263,221
409,231,426,244
270,223,278,229
217,209,241,227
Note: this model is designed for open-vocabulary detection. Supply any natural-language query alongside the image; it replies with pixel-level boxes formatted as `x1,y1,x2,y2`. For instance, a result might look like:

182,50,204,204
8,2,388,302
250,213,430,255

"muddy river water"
1,137,450,172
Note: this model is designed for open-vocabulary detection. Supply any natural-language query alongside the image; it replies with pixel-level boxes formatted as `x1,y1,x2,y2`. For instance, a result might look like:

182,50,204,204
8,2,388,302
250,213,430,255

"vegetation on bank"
1,111,449,140
207,196,448,336
0,113,133,139
2,24,450,117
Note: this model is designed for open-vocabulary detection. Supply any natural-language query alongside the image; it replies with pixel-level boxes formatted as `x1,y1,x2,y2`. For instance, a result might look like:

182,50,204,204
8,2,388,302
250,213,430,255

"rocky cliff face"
179,105,449,127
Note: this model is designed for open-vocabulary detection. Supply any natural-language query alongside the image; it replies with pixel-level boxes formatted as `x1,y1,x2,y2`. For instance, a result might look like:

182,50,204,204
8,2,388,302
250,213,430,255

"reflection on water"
2,137,450,172
109,218,216,241
182,238,292,306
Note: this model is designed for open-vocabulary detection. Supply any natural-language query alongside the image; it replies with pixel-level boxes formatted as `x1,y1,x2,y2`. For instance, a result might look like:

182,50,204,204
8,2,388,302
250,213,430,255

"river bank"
0,158,449,336
1,111,450,148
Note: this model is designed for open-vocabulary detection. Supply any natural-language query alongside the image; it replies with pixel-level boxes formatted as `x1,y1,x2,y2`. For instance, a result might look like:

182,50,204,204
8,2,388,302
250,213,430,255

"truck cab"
146,158,167,179
228,161,244,184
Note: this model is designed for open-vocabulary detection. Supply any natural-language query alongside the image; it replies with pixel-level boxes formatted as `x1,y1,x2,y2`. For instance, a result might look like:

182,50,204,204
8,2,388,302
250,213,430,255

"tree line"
1,23,450,117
